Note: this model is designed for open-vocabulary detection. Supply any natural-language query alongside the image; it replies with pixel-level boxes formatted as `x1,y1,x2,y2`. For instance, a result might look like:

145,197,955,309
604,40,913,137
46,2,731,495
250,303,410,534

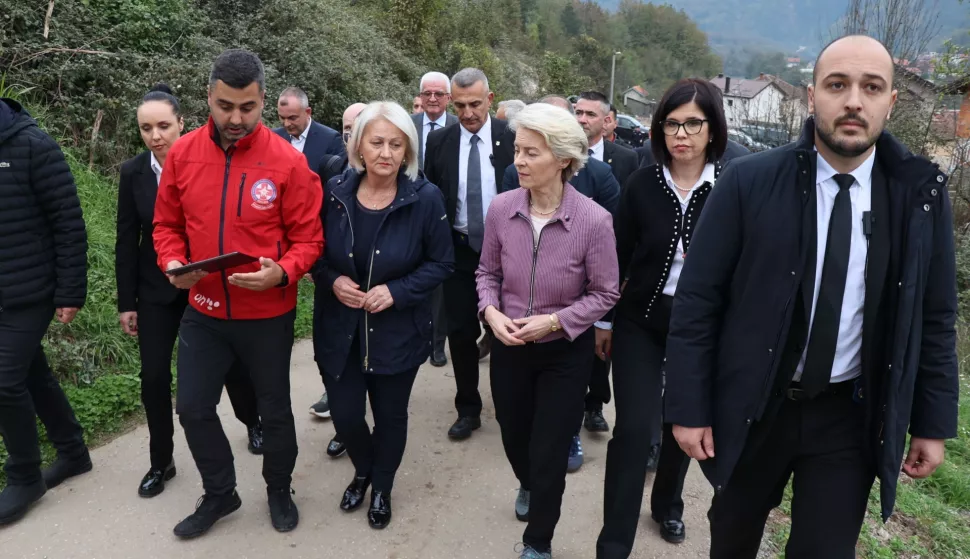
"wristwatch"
277,269,289,288
549,314,560,332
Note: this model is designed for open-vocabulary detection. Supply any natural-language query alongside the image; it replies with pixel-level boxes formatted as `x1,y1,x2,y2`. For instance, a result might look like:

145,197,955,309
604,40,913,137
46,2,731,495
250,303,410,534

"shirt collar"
815,146,876,189
662,163,717,191
460,115,492,144
589,137,604,160
295,119,312,141
423,112,448,128
149,152,163,179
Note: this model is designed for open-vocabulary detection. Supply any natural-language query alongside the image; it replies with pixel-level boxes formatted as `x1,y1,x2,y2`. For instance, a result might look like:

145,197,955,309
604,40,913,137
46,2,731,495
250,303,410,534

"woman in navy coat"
312,101,454,530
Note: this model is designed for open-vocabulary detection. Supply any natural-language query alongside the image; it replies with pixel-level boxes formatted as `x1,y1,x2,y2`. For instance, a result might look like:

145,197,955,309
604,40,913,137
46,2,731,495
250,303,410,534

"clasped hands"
483,306,557,345
333,275,394,313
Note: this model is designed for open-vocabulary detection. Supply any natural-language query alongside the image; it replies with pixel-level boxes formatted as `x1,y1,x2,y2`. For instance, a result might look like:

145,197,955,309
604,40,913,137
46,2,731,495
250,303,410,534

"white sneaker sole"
309,409,331,419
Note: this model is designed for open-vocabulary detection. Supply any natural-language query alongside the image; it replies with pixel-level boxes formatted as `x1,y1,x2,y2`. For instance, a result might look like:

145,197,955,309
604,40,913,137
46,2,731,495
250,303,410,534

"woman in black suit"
115,84,264,498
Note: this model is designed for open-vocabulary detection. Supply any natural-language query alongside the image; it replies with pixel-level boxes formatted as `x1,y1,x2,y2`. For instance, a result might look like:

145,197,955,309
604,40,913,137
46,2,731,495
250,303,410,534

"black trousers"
491,329,594,553
585,355,612,412
431,285,447,354
597,315,685,558
443,239,483,418
175,307,297,495
323,335,419,493
138,296,259,470
709,387,875,559
0,304,86,485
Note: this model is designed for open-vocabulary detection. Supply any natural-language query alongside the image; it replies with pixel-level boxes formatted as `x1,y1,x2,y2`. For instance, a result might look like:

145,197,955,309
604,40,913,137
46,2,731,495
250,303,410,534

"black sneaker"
268,487,299,532
0,481,46,526
326,434,347,458
583,410,610,432
248,422,264,455
309,393,331,419
173,491,242,539
42,451,92,489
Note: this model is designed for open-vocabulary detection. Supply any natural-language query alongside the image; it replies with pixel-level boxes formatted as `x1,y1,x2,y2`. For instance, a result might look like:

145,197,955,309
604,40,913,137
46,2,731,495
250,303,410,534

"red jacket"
153,119,323,320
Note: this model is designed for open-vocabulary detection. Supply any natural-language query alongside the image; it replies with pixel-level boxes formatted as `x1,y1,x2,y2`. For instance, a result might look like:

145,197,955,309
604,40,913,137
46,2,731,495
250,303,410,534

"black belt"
786,379,858,401
452,229,470,246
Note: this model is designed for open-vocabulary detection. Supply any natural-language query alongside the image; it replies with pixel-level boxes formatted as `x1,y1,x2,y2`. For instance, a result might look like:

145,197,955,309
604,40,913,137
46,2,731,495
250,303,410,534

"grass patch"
0,149,315,489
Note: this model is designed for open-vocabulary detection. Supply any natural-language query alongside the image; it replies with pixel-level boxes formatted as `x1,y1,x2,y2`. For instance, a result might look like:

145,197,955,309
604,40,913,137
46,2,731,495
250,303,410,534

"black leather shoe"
367,491,392,529
477,333,492,360
0,481,46,526
447,416,481,440
652,514,686,544
584,410,609,432
173,491,242,539
340,476,371,511
430,349,448,367
42,451,92,489
326,434,347,458
268,487,299,532
138,462,176,498
248,422,264,455
646,444,661,472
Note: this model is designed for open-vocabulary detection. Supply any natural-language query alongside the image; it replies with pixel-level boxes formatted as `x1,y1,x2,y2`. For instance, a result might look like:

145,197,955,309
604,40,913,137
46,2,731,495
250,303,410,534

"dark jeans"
175,307,297,495
709,387,874,559
585,355,612,412
137,296,259,470
0,304,86,485
597,315,670,558
491,329,594,554
322,335,419,493
444,240,483,418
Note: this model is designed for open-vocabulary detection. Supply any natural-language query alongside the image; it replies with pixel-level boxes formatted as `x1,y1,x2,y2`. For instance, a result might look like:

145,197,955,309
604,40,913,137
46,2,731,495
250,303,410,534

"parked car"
614,113,648,147
740,125,792,148
728,129,769,152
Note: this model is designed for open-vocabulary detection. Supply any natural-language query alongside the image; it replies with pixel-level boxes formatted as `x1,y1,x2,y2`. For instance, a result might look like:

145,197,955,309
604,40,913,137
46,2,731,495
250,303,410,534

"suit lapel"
446,125,460,208
603,140,615,166
492,119,507,187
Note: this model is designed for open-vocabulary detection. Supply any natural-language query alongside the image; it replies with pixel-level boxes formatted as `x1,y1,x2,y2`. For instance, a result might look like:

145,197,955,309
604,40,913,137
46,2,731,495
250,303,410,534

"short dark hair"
140,83,181,117
650,78,728,166
577,90,610,115
209,49,265,91
813,34,895,85
609,105,617,118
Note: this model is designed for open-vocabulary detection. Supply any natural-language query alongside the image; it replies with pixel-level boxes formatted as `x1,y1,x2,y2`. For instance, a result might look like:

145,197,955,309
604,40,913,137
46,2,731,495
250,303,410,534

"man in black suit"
274,86,346,172
665,35,958,557
412,72,459,369
604,106,635,150
423,68,514,441
576,91,638,189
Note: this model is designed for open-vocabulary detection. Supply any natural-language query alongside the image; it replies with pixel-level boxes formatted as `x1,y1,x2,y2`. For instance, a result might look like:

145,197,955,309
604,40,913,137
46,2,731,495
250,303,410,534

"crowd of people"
0,32,960,559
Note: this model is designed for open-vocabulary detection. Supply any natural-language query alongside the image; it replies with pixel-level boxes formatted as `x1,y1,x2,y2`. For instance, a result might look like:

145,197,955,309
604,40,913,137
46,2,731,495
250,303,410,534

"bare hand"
55,307,79,324
903,437,945,479
484,306,525,346
119,311,138,336
333,276,366,308
673,425,715,460
362,285,395,313
594,327,612,361
303,273,314,283
512,315,554,342
228,257,284,291
167,260,207,290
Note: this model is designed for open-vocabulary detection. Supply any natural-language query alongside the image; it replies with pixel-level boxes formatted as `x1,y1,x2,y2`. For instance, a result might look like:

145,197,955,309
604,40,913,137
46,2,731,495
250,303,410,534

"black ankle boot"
367,490,392,529
0,481,46,525
42,450,92,489
339,476,370,511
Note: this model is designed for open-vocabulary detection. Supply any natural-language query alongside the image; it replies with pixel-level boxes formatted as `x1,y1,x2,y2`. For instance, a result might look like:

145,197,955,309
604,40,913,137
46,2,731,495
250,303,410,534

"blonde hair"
347,101,420,181
512,103,589,182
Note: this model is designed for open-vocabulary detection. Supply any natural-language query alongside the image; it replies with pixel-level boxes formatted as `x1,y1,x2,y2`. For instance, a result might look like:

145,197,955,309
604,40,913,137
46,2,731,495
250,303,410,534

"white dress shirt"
455,117,496,234
661,163,716,296
794,148,875,384
289,119,311,153
422,112,449,162
150,152,163,186
588,137,605,162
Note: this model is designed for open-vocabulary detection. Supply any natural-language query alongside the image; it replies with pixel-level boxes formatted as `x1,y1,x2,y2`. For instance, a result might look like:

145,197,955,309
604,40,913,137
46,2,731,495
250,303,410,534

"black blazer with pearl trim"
613,161,722,333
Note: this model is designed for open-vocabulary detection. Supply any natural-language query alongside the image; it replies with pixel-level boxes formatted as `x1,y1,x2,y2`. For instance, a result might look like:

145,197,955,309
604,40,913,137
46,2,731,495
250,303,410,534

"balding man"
274,86,345,173
413,72,458,171
424,68,515,440
663,35,957,558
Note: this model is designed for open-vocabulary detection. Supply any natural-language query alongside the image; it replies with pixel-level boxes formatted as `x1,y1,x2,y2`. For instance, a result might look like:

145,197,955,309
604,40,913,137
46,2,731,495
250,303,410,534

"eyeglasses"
662,119,708,136
420,91,448,99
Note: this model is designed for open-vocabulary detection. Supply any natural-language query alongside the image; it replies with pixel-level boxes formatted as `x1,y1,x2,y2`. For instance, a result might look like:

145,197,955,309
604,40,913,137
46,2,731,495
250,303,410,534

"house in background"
710,73,809,142
622,86,654,117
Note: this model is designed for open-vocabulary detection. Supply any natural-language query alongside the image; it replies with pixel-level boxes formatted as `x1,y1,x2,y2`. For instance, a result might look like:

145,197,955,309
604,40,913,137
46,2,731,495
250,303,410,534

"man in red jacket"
153,49,323,539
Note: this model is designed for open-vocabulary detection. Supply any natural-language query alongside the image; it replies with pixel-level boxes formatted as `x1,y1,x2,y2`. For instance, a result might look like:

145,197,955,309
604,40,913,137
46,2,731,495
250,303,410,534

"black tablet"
164,252,259,276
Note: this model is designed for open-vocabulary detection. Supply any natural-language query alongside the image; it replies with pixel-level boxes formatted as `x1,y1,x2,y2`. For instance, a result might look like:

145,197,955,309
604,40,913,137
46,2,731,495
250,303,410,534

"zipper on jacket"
516,213,549,317
218,151,234,318
363,248,376,370
236,173,248,217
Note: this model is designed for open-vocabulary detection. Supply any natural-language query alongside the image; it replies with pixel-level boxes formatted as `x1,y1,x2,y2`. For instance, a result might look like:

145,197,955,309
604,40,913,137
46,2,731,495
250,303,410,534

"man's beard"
816,113,879,157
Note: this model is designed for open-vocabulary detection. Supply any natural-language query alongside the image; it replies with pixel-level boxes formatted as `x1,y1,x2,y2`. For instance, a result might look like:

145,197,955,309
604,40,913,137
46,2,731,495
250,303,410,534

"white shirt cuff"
594,321,612,331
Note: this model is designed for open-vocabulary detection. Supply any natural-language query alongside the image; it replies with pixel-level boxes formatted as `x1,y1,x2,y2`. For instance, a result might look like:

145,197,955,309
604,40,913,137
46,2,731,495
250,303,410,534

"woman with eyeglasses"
596,78,744,557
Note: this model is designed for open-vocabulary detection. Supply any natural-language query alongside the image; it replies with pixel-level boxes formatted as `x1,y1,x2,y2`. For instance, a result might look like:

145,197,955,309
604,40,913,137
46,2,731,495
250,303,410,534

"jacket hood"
0,98,35,145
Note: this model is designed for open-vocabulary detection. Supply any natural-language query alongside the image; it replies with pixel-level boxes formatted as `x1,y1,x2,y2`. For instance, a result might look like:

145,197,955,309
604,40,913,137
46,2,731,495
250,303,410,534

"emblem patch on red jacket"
251,179,278,210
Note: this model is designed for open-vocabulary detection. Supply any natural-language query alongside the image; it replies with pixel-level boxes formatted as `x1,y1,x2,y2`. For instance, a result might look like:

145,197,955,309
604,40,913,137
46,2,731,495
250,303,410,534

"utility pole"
609,51,622,103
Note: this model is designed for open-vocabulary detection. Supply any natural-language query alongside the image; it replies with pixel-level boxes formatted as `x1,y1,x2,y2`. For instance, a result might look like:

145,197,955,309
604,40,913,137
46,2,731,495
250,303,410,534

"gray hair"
419,72,451,94
512,103,589,182
452,68,489,91
538,95,574,114
499,99,527,122
347,101,420,181
278,86,309,109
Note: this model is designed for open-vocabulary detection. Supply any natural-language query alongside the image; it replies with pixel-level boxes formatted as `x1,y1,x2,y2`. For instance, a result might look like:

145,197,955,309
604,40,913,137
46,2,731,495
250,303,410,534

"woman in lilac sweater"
476,103,620,559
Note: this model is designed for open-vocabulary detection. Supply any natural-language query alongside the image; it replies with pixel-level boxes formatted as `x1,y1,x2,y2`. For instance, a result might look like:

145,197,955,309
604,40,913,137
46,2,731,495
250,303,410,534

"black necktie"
800,173,855,397
429,122,438,131
588,149,594,156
